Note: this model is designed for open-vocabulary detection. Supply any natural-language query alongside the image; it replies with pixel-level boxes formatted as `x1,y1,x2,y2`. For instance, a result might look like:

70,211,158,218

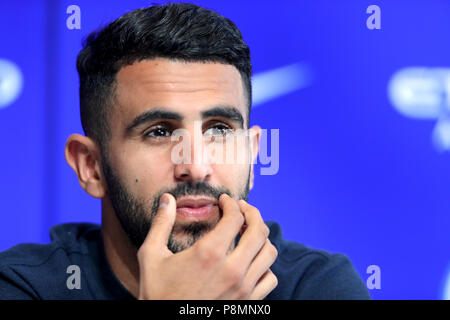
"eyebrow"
125,109,183,135
201,105,244,129
125,105,245,134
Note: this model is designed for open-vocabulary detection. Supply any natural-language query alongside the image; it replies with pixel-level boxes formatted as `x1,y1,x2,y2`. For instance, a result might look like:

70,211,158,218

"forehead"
113,58,247,124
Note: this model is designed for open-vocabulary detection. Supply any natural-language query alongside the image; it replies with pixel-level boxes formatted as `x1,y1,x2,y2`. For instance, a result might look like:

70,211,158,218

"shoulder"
0,223,100,267
0,223,100,299
265,221,371,300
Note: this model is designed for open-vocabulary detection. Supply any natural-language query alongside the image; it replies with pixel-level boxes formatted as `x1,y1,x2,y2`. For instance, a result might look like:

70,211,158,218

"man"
0,3,370,299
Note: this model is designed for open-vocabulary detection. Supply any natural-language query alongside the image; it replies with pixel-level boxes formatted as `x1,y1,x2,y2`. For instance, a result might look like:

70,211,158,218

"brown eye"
145,126,172,138
204,123,233,136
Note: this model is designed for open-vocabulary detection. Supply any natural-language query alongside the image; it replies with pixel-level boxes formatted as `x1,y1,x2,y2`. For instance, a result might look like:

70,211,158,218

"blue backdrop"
1,0,449,299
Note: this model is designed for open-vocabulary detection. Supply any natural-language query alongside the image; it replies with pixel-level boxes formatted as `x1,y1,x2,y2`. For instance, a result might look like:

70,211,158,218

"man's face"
102,58,256,252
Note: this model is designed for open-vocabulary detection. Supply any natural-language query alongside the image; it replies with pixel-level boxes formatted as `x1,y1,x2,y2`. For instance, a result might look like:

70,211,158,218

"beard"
101,155,251,253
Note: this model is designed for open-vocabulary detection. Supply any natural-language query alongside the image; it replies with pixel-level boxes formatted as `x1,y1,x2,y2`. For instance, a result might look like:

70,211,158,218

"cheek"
206,135,251,165
212,163,249,191
113,147,174,196
209,138,251,190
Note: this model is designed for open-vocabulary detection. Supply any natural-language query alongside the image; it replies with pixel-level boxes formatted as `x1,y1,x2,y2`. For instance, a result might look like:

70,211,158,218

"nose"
174,162,212,182
173,125,213,182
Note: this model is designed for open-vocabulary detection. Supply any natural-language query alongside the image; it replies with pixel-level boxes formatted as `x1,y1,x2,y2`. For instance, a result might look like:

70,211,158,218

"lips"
176,197,219,221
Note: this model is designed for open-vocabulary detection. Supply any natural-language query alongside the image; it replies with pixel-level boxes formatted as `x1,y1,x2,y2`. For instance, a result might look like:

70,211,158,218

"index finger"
228,200,269,267
193,193,244,255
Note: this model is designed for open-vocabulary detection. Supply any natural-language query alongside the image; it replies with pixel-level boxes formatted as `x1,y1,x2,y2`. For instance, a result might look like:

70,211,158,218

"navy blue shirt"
0,222,370,300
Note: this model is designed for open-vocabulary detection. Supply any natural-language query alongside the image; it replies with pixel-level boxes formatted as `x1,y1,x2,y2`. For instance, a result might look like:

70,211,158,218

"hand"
137,193,278,299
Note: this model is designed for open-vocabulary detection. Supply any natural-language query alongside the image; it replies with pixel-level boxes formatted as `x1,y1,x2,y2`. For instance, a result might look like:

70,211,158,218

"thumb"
142,193,176,253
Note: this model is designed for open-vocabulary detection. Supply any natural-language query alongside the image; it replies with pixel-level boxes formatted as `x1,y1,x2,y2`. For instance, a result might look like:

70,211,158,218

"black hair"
76,2,252,150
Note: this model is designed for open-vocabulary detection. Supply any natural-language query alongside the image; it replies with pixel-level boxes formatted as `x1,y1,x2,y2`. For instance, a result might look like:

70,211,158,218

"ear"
64,134,106,199
248,125,261,190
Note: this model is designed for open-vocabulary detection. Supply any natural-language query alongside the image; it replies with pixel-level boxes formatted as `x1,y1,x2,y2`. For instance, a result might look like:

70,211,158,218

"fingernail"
159,194,169,208
238,199,247,206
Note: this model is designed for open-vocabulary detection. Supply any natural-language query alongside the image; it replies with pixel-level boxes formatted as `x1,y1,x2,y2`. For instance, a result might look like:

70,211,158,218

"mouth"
175,196,219,221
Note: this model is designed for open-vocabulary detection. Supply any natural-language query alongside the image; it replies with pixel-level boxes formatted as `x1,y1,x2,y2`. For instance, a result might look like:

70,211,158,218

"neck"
101,197,140,298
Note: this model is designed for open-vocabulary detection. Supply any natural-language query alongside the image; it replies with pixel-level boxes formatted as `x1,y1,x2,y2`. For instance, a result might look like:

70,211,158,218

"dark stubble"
101,155,250,253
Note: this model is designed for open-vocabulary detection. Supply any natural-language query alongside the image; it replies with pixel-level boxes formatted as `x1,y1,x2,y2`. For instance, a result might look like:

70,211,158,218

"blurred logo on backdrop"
0,60,311,110
388,67,450,152
252,62,313,107
444,264,450,300
0,59,23,109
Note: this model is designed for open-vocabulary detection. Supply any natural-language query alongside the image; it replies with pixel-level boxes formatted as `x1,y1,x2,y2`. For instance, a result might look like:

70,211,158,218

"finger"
248,269,278,300
229,200,269,268
141,193,176,253
243,239,278,292
194,193,244,255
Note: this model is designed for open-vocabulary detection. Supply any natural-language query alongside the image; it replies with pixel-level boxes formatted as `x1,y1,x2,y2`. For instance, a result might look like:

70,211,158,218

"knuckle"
271,272,279,289
229,208,245,226
237,284,251,298
263,224,270,238
258,224,269,240
270,243,278,260
196,242,222,265
246,205,259,217
224,264,245,288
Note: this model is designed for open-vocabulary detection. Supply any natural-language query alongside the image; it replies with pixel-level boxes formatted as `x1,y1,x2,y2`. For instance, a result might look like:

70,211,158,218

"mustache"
151,181,232,212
